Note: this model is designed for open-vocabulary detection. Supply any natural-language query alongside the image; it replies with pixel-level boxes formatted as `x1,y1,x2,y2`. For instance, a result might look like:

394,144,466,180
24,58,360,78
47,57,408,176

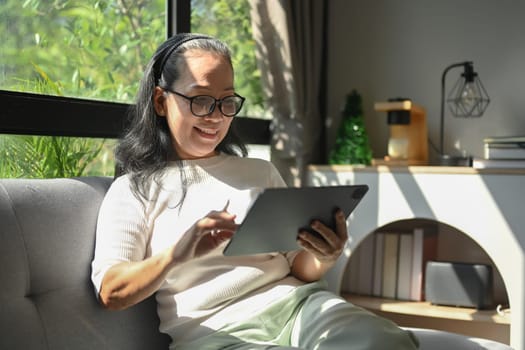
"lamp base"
439,154,473,167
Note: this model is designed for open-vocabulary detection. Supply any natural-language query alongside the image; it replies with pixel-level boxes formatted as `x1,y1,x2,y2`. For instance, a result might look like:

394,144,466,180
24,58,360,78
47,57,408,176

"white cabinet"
307,165,525,349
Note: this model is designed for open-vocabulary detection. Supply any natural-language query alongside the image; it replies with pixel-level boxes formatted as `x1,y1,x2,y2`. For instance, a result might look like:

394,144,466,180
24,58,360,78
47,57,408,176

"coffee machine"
374,98,428,165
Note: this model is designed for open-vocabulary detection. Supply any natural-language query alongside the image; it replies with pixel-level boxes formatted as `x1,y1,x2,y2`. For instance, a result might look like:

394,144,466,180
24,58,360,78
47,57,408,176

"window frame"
0,0,270,144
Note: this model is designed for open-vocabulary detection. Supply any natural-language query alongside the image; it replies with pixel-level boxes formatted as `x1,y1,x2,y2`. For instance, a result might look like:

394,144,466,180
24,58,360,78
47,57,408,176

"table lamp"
438,61,490,166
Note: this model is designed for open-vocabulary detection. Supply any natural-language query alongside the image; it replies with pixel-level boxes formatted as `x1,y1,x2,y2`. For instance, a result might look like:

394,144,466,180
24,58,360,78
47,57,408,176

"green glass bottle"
329,90,373,165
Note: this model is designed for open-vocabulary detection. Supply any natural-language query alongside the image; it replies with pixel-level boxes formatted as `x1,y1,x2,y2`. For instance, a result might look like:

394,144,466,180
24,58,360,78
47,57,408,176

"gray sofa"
0,177,513,350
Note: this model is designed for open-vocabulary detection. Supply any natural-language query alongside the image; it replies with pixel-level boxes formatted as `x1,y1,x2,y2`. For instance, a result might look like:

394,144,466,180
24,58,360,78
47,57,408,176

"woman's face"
155,49,235,160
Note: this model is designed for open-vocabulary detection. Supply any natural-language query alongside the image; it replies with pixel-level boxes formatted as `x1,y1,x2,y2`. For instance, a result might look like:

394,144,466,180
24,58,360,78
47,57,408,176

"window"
0,0,270,178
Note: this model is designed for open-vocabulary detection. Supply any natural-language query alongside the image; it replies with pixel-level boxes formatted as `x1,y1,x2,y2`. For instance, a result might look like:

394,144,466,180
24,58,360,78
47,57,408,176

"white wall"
326,0,525,161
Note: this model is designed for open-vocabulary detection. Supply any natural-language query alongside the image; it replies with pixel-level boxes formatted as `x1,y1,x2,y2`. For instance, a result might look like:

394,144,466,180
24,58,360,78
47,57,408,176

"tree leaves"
0,135,106,178
192,0,265,116
3,0,165,102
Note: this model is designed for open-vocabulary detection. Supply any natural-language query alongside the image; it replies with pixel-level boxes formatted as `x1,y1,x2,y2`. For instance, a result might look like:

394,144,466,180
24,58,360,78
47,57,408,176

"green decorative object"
329,90,373,165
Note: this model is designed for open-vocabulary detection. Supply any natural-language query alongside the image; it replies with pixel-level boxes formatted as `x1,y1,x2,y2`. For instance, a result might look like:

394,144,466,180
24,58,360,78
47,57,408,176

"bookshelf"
307,165,525,349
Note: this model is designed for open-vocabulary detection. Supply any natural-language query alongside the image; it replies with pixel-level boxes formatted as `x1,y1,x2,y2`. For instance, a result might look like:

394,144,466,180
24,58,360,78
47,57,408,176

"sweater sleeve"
91,176,150,294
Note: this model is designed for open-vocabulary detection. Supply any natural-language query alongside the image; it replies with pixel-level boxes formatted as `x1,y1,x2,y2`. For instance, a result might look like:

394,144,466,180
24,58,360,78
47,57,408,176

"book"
484,144,525,160
396,233,413,300
483,135,525,159
381,233,399,299
357,234,375,295
483,135,525,144
472,158,525,169
372,232,385,297
409,228,438,301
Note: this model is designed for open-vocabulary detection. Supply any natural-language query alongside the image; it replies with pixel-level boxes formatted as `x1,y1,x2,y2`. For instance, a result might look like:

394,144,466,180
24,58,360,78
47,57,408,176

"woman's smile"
194,125,220,140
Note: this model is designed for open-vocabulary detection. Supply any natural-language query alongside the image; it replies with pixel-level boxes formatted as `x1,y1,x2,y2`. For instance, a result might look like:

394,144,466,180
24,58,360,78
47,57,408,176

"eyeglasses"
165,89,245,117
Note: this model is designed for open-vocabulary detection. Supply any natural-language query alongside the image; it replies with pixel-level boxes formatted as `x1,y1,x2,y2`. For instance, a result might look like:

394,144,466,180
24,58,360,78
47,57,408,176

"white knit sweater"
91,154,304,345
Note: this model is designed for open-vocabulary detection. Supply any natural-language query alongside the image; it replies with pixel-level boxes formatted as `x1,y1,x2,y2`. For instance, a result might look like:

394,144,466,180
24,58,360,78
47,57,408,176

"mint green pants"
176,282,419,350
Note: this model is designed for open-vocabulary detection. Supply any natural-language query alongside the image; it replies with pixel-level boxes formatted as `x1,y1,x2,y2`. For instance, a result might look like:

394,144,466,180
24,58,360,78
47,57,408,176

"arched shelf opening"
339,218,510,345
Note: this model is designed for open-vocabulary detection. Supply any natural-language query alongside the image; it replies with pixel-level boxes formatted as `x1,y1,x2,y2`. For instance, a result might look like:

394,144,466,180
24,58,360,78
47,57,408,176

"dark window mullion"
0,89,270,143
167,0,191,37
0,90,126,138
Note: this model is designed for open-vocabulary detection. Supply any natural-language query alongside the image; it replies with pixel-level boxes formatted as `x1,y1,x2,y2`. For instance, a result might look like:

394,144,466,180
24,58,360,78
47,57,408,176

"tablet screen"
223,185,368,256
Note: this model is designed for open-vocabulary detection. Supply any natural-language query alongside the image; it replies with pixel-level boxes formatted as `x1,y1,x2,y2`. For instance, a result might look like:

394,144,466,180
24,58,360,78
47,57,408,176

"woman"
91,33,418,349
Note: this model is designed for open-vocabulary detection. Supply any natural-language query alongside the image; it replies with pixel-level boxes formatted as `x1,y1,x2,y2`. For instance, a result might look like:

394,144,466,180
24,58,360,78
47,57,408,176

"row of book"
343,227,438,301
473,135,525,169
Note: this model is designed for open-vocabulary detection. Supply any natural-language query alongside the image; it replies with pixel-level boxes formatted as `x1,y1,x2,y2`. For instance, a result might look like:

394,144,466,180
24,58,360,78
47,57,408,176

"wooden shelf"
308,164,525,175
342,293,510,325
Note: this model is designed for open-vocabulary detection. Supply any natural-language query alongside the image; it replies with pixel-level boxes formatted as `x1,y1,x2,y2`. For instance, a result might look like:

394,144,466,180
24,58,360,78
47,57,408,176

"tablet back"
223,185,368,256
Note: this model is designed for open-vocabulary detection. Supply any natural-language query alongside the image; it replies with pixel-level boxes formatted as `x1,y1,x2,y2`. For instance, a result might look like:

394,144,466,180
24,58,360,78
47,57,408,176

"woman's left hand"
297,208,348,264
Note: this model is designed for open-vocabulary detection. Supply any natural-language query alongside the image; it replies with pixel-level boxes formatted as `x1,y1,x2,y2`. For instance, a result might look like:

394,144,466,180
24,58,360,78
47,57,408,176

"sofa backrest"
0,177,171,350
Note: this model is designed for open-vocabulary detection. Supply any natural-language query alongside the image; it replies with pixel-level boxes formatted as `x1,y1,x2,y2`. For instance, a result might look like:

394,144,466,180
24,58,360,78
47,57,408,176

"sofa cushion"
0,177,170,350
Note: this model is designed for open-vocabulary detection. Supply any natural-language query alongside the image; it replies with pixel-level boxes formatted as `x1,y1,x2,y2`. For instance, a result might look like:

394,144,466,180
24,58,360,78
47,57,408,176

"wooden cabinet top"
308,164,525,176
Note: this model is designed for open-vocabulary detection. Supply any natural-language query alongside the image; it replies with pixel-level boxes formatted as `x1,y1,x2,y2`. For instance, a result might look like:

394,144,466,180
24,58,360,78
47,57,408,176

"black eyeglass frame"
164,88,246,117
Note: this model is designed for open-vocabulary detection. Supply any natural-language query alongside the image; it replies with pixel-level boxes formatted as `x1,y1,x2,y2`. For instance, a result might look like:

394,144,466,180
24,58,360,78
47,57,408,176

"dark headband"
157,34,211,82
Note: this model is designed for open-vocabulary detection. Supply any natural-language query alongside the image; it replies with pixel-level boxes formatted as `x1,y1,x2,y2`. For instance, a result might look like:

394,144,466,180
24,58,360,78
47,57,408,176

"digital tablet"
223,184,369,256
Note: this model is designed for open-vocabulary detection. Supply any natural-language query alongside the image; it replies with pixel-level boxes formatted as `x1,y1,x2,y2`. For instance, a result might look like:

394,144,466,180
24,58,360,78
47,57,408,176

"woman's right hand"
170,202,237,263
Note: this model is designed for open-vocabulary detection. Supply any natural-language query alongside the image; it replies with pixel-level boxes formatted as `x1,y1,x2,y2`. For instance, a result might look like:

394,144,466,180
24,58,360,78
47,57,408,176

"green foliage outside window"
191,0,265,116
2,0,165,102
0,135,114,178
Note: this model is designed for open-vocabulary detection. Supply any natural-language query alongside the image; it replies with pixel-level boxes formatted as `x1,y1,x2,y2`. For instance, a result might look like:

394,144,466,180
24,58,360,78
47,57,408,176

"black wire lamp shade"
439,61,490,165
